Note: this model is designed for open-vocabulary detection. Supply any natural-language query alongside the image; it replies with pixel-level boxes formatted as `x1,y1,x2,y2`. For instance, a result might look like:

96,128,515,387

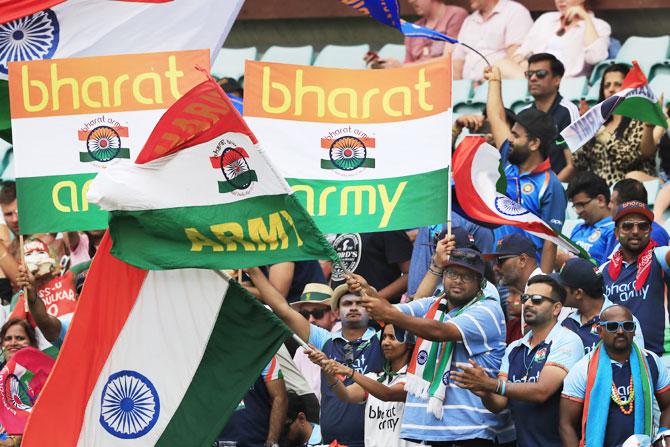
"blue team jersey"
562,347,670,447
561,298,644,354
309,326,384,447
501,323,584,447
494,141,567,258
590,221,670,265
602,246,670,356
570,216,614,254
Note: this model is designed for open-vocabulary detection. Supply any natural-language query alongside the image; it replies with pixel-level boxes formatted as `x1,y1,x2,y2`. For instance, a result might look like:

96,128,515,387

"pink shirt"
404,5,468,64
515,11,611,78
453,0,533,80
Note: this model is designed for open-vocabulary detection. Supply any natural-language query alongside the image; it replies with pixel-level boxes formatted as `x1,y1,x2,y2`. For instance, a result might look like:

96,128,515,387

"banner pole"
447,168,452,238
19,234,29,312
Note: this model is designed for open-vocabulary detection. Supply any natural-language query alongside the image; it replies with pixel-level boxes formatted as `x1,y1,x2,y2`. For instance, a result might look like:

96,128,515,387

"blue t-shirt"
561,298,644,354
395,295,515,443
590,221,670,265
602,246,670,356
309,326,384,447
494,141,567,259
562,347,670,447
501,323,584,447
570,216,614,254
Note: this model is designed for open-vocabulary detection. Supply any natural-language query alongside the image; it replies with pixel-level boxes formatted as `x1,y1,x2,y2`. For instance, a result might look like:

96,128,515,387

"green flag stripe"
78,148,131,163
320,158,376,169
615,96,668,128
217,170,258,193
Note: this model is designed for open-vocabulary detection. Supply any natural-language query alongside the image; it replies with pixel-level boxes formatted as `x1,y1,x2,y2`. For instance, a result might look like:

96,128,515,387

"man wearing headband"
560,305,670,447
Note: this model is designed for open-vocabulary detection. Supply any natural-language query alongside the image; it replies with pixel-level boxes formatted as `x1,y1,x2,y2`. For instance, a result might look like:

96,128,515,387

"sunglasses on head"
451,249,479,262
520,293,557,305
618,221,651,232
600,320,636,333
299,308,328,320
525,69,550,79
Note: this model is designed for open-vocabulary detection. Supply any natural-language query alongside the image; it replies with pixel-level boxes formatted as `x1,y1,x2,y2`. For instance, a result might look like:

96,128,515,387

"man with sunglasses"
559,258,643,354
485,64,567,274
602,201,670,367
483,233,541,293
560,305,670,447
451,274,583,447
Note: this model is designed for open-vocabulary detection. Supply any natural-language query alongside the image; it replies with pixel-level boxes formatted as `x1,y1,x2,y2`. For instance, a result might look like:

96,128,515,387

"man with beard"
451,274,583,447
560,305,670,447
246,267,383,447
602,201,670,365
483,233,540,293
485,65,567,273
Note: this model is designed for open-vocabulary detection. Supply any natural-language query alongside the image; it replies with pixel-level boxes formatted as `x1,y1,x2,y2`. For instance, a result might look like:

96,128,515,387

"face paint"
23,239,55,276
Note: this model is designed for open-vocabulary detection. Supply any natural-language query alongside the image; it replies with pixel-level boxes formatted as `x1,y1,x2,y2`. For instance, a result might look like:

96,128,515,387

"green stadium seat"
453,79,528,115
649,73,670,107
584,82,601,106
211,47,257,80
589,36,670,85
260,45,314,65
378,43,406,62
313,44,370,69
644,179,661,205
559,76,587,104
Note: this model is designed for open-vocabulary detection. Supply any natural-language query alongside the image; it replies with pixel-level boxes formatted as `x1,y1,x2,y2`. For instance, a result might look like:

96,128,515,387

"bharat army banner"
243,57,452,234
8,50,210,233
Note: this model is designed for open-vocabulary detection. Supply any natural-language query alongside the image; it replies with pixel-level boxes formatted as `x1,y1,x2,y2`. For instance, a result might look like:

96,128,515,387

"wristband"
327,379,340,389
500,379,507,396
488,78,501,82
347,368,355,380
495,379,501,394
428,268,443,277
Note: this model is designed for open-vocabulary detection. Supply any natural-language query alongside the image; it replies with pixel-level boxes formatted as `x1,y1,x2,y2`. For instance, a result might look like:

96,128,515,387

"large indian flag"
22,233,290,446
243,57,452,233
0,0,243,143
87,75,338,270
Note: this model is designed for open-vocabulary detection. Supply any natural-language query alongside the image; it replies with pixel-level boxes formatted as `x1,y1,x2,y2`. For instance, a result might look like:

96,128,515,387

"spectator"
0,182,21,285
218,356,288,447
485,65,567,273
451,106,517,148
453,0,532,81
506,286,523,343
0,318,37,366
602,201,670,361
519,53,579,180
565,171,613,253
367,0,467,68
560,305,670,446
244,261,327,305
558,258,643,353
280,391,323,447
275,344,321,428
247,267,384,447
329,231,412,303
503,0,610,79
314,324,420,447
590,179,670,265
355,245,514,446
483,233,541,292
573,64,658,185
452,274,584,447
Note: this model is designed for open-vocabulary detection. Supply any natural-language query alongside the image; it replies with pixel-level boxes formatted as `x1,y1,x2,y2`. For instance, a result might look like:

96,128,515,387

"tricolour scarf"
580,341,652,447
404,294,479,419
608,240,657,291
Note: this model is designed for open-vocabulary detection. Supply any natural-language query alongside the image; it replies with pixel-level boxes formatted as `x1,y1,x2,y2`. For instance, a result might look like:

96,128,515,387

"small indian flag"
21,234,291,447
209,147,258,193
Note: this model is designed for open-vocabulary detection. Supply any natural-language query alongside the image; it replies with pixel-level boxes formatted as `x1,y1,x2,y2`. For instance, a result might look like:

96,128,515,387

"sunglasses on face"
444,268,479,283
520,293,556,305
600,320,636,333
299,308,328,320
525,69,550,79
618,221,651,232
496,255,519,266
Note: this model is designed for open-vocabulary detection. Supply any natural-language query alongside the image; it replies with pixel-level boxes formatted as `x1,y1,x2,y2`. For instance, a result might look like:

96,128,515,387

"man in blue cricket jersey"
245,267,384,447
558,258,643,354
566,172,614,254
560,305,670,447
452,274,584,447
602,201,670,367
484,65,567,274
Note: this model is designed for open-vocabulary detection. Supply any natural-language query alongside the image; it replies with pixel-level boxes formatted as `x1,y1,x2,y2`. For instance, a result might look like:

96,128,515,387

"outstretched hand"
306,344,329,367
450,359,495,397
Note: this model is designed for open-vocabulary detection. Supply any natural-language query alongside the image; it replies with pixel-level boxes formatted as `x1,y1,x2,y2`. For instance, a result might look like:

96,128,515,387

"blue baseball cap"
482,233,536,260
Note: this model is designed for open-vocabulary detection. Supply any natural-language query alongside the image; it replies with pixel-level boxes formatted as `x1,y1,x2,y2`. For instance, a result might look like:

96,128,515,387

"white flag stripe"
77,269,228,446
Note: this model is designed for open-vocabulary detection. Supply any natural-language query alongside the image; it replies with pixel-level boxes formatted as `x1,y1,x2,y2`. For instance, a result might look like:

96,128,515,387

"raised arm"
323,359,406,403
484,65,511,149
16,265,61,343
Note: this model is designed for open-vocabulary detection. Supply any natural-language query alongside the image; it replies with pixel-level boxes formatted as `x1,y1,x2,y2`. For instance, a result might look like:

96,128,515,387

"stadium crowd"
2,0,670,446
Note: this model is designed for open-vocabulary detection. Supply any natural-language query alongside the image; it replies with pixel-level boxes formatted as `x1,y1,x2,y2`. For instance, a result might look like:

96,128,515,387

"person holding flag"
560,305,670,446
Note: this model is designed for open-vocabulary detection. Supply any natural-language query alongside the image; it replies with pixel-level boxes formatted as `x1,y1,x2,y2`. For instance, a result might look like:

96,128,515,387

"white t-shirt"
363,366,421,447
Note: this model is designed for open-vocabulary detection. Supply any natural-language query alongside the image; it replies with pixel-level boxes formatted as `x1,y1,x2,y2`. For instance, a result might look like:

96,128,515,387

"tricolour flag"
87,75,338,270
453,136,584,256
0,0,243,143
243,57,452,233
561,61,668,152
22,234,290,447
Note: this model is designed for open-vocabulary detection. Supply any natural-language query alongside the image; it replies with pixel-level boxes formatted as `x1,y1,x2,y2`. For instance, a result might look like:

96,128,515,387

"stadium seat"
649,74,670,107
378,43,405,62
559,76,587,104
584,82,601,106
453,80,528,115
651,60,670,80
260,45,314,65
313,44,370,69
589,35,670,85
452,79,473,106
562,218,583,238
211,47,257,80
644,179,660,205
502,79,530,110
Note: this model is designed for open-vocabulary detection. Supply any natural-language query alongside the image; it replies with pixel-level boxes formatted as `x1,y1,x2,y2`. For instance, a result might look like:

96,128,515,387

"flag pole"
19,234,28,312
447,168,452,238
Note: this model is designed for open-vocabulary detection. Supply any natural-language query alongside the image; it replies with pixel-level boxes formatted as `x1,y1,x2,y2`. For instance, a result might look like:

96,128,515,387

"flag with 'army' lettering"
87,76,338,270
243,57,452,233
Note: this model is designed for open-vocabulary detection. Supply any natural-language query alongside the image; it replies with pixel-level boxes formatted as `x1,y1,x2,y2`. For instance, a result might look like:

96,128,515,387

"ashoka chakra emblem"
220,147,252,190
100,370,160,439
494,196,530,217
87,126,121,162
0,9,60,75
329,136,367,171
